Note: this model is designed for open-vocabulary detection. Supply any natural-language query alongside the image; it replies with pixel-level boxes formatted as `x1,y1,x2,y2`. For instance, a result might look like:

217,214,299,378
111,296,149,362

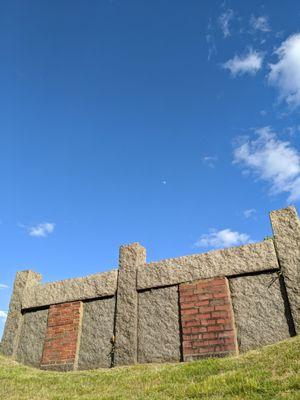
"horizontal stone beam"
22,270,118,309
137,239,279,290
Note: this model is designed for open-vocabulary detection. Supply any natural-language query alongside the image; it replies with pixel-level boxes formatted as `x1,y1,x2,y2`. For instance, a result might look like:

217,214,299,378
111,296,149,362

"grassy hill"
0,336,299,400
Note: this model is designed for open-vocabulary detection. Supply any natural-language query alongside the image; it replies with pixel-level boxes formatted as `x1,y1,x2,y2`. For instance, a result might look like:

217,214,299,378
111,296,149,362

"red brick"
41,301,82,369
180,277,238,361
207,325,224,332
213,293,228,299
211,311,228,319
181,308,198,315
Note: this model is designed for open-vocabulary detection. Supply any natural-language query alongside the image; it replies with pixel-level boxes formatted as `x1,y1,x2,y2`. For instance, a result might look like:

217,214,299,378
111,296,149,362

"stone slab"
138,239,279,290
270,206,300,333
22,270,118,309
229,273,291,352
138,286,181,363
78,297,115,370
16,309,49,367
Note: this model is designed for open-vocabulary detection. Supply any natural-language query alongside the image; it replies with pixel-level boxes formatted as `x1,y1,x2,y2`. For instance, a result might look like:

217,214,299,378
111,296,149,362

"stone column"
270,206,300,333
0,270,42,357
114,242,146,366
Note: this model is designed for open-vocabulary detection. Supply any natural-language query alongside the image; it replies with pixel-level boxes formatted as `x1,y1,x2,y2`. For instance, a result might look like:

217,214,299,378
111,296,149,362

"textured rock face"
22,270,118,309
229,273,291,352
16,309,48,367
137,240,279,290
138,286,181,363
0,270,41,357
78,298,115,370
270,206,300,333
1,207,298,371
114,243,146,366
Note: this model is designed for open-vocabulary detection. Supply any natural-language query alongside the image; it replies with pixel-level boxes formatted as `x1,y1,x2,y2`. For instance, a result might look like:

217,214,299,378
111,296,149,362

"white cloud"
195,228,251,249
219,9,234,38
250,15,271,32
243,208,257,219
233,127,300,202
223,49,263,76
0,310,7,319
202,156,218,168
20,222,55,237
0,284,8,289
268,33,300,109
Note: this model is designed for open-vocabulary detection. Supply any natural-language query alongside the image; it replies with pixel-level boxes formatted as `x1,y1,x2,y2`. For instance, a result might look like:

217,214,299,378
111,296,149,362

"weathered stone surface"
78,297,115,370
270,206,300,333
138,286,181,363
16,309,48,367
229,273,291,352
0,270,41,357
22,270,118,309
114,243,146,366
0,312,22,357
138,240,279,290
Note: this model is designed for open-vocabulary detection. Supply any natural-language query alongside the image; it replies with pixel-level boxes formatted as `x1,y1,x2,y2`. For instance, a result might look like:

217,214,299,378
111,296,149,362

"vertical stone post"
0,270,41,357
270,206,300,333
114,242,146,366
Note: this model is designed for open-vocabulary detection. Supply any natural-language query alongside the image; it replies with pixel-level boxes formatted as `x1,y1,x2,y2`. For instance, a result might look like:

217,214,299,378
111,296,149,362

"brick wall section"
40,301,83,371
179,277,238,361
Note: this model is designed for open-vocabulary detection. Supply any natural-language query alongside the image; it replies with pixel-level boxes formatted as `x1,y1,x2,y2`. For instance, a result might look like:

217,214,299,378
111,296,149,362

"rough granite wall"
16,309,49,367
270,207,300,333
0,271,41,357
114,243,146,366
1,207,298,371
137,240,279,290
23,270,118,309
78,297,115,370
229,273,291,352
138,286,181,363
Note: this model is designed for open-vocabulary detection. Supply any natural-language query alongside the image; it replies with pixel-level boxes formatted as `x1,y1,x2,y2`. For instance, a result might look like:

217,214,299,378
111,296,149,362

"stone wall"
0,206,299,371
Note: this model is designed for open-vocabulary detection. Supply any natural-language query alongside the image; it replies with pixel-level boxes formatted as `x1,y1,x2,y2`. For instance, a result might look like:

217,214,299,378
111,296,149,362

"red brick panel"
40,301,83,370
179,277,238,361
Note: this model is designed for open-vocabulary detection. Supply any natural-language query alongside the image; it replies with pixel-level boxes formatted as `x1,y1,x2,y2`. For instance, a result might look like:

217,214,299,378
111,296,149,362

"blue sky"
1,0,300,338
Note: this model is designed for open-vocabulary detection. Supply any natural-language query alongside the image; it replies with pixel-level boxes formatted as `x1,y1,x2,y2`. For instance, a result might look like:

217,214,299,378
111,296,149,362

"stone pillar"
0,270,41,357
114,242,146,366
270,206,300,333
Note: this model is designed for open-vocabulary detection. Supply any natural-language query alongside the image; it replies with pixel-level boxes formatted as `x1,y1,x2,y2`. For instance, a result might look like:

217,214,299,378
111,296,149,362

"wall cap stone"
22,270,118,309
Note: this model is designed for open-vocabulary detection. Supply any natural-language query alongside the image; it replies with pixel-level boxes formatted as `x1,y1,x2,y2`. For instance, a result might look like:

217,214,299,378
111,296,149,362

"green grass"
0,336,299,400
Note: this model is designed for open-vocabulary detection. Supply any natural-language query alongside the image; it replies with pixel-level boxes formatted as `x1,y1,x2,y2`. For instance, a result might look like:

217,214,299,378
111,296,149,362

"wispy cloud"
20,222,55,238
206,18,217,61
206,34,217,61
0,284,8,289
243,208,257,219
233,127,300,202
218,9,234,38
223,49,263,76
202,156,218,168
0,310,7,319
195,228,251,249
268,33,300,109
250,15,271,32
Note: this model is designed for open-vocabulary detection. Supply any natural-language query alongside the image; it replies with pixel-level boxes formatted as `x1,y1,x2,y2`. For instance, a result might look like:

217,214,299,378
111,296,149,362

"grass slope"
0,336,299,400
